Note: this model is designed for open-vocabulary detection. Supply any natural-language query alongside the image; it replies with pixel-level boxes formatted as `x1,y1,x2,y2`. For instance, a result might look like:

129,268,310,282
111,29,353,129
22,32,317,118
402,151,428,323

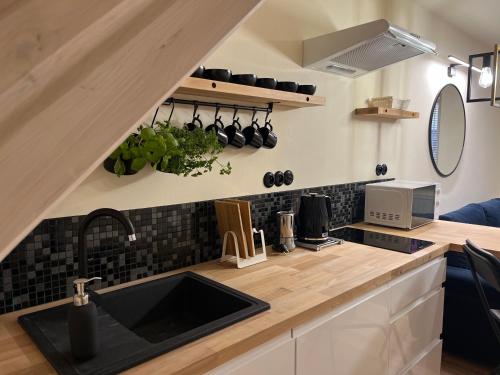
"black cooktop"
329,227,434,254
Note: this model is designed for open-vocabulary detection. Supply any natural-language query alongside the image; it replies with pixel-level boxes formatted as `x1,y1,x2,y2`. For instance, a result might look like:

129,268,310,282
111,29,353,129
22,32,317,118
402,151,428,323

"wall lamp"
448,45,500,107
447,55,481,77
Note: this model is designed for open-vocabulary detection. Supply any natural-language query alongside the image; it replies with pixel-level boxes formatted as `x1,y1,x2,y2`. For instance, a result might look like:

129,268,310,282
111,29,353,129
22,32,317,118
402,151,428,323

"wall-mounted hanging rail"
163,97,273,113
151,98,273,126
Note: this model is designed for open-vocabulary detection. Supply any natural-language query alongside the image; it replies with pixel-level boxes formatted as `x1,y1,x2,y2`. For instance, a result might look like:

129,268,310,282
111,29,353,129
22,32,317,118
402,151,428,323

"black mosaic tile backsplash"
0,179,388,315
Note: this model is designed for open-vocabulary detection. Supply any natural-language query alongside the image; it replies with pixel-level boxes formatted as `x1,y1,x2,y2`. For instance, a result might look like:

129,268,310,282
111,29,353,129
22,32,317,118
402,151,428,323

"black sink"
18,272,269,375
98,272,264,344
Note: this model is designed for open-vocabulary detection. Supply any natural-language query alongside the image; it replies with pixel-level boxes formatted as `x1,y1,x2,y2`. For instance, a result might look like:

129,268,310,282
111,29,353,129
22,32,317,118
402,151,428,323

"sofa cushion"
445,251,470,269
439,203,488,226
479,198,500,227
443,266,500,363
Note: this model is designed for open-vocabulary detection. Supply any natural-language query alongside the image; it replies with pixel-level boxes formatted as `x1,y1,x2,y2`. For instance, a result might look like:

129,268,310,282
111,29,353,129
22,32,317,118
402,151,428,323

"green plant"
108,121,231,177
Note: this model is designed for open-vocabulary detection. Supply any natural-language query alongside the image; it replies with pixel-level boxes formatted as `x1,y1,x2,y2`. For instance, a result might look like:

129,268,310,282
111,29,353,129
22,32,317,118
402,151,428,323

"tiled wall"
0,179,388,314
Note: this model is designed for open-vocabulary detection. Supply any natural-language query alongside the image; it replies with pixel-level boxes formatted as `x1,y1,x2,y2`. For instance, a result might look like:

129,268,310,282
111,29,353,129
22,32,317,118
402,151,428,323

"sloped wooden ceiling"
0,0,262,261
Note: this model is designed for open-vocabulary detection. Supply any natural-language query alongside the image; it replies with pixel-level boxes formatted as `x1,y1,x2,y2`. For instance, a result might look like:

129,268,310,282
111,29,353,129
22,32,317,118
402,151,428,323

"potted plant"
104,121,231,177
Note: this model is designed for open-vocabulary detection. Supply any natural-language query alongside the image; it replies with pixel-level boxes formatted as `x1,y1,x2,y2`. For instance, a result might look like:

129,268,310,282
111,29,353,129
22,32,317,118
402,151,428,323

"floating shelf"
174,77,325,108
354,107,419,119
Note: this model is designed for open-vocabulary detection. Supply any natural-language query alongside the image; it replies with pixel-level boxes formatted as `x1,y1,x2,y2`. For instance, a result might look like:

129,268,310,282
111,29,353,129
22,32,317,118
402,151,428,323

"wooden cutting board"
226,199,255,257
214,201,248,259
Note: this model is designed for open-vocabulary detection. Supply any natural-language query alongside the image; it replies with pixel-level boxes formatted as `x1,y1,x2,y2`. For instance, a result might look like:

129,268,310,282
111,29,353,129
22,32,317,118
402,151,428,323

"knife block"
214,200,267,269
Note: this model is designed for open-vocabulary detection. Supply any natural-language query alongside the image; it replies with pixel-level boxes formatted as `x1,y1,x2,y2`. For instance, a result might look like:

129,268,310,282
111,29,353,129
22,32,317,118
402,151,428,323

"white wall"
47,0,500,218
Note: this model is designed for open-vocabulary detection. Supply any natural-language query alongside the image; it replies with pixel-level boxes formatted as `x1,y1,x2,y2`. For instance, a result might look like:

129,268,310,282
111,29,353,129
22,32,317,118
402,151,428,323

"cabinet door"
295,287,390,375
208,332,295,375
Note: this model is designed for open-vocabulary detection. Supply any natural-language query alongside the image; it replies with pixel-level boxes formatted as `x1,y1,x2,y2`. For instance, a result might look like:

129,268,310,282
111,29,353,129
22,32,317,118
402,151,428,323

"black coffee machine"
296,193,332,243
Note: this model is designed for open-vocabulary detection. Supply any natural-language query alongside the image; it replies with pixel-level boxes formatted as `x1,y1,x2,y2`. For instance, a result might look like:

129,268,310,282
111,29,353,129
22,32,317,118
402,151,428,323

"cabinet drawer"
406,340,443,375
389,288,444,375
295,287,390,375
208,332,294,375
389,257,445,315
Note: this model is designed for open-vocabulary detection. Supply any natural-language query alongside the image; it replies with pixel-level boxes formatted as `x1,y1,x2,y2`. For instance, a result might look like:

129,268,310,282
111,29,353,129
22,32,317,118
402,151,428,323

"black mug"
224,117,245,148
258,120,277,148
206,117,228,146
242,120,263,148
185,114,203,131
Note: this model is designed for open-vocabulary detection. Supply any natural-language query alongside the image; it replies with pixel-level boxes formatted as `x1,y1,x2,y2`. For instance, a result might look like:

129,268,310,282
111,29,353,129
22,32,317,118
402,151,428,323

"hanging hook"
167,98,175,125
251,107,258,122
232,106,239,121
264,107,271,123
191,102,199,121
150,107,160,127
214,103,221,121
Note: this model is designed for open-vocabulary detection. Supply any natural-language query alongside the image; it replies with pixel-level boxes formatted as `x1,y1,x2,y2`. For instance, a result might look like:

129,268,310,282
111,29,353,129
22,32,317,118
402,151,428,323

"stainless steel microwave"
364,180,440,229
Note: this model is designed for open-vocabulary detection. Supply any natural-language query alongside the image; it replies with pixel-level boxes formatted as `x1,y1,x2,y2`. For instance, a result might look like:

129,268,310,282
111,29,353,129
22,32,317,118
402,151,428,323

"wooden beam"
0,0,262,261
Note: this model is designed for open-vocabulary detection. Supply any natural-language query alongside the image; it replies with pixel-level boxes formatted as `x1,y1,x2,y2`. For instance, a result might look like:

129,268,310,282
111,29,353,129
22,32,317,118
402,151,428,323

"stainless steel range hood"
302,19,437,77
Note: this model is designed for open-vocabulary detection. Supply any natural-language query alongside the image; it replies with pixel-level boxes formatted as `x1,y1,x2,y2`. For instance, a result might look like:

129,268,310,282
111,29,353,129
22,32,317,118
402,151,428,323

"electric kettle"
296,193,332,242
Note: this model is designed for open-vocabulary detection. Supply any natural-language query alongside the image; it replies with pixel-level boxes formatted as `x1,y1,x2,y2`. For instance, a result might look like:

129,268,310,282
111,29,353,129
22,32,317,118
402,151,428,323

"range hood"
302,19,437,77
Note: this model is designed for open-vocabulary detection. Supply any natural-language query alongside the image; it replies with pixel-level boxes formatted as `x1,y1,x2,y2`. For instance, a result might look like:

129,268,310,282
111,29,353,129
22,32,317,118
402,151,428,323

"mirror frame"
428,83,466,177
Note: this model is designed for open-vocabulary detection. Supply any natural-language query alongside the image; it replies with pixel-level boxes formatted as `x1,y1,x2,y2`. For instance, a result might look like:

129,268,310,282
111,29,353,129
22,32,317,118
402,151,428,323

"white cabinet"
389,289,444,375
294,286,390,375
209,257,445,375
207,332,295,375
294,257,445,375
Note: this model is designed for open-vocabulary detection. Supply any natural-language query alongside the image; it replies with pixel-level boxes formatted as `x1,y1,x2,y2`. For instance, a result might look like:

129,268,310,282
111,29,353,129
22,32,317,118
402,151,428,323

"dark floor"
441,352,495,375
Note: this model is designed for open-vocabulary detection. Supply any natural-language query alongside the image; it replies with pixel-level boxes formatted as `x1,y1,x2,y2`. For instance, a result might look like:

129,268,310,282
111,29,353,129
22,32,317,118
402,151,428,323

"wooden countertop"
351,220,500,258
0,241,447,375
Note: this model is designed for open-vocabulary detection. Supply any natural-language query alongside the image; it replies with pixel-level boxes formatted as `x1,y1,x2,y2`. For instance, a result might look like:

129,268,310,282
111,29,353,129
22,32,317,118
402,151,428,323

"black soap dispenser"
68,277,101,360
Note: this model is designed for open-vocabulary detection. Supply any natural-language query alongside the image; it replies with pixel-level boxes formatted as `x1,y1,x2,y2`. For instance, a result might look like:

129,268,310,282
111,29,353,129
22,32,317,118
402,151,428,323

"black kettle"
296,193,332,242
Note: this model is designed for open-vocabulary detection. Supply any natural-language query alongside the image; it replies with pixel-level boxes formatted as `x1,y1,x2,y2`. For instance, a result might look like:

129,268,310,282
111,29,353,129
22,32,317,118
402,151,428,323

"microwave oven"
364,180,440,229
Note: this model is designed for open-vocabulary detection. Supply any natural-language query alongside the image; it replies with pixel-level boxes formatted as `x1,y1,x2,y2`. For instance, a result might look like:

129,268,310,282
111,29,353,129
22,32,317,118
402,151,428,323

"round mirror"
428,84,466,177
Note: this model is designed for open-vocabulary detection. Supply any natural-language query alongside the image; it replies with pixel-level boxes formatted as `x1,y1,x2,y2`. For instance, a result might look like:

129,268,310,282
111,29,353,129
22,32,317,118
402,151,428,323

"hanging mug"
224,109,245,148
186,103,203,131
206,107,229,146
242,117,263,148
258,119,277,149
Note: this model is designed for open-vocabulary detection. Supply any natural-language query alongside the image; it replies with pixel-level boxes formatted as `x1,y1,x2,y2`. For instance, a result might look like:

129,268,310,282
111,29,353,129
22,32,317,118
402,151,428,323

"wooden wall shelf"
354,107,419,119
174,77,326,108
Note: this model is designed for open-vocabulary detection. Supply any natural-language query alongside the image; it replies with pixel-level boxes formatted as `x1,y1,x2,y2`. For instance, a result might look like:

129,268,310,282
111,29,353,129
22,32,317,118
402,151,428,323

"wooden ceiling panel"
0,0,262,261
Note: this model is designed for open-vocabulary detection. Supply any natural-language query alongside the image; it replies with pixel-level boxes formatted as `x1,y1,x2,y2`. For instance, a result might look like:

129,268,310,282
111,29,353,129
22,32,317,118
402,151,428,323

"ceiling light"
478,55,493,88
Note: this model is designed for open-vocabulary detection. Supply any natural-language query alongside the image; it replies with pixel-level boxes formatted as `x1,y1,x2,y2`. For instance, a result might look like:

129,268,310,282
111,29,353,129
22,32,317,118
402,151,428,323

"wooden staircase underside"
0,0,261,261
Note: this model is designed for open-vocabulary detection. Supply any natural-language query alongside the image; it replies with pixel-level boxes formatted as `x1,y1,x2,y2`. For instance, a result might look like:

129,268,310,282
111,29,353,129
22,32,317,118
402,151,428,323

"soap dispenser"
68,277,101,360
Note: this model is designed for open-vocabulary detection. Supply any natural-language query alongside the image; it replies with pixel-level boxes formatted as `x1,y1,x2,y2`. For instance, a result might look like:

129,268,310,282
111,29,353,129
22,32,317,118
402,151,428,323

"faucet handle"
73,277,101,306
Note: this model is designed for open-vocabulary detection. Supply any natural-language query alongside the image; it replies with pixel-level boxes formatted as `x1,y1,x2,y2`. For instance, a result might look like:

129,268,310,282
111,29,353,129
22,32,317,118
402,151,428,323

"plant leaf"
131,157,147,171
114,158,125,177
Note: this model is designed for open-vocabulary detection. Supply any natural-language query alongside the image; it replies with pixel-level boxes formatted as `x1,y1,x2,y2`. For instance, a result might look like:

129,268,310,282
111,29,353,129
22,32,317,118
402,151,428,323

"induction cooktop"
329,227,434,254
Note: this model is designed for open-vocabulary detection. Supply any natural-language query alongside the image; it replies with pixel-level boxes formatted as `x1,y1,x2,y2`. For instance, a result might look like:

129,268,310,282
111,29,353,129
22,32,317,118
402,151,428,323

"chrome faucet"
78,208,136,278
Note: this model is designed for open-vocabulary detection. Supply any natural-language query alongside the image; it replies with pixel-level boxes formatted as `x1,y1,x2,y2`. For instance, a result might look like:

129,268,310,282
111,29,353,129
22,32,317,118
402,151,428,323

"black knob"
381,164,388,175
274,171,284,187
263,172,275,188
284,170,294,185
375,164,383,176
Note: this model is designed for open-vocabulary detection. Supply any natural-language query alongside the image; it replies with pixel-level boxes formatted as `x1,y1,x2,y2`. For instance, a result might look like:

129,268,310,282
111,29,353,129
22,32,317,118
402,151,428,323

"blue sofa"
440,199,500,364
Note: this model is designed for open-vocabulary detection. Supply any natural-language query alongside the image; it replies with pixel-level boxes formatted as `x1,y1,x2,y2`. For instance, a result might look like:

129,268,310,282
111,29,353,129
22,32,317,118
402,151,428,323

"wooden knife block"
214,200,267,269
